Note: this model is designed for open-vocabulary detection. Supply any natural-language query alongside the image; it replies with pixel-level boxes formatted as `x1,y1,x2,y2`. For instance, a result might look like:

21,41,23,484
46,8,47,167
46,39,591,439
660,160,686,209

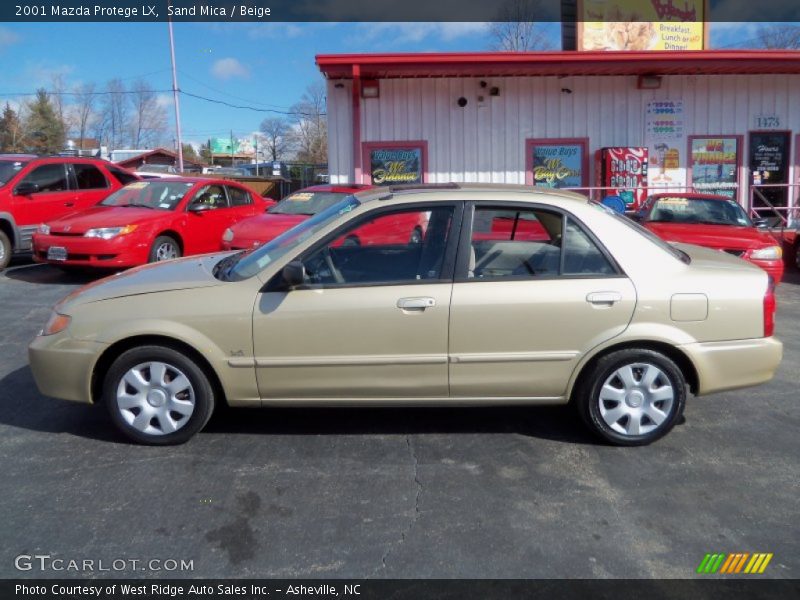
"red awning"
316,50,800,79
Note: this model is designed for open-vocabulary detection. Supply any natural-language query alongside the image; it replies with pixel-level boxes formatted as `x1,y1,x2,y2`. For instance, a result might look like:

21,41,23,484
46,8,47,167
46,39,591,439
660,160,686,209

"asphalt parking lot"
1,257,798,579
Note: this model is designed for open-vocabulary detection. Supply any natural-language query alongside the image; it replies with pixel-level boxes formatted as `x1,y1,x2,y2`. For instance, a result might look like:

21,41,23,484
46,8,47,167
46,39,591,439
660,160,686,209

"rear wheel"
148,236,181,263
575,348,686,446
103,345,215,445
0,230,11,270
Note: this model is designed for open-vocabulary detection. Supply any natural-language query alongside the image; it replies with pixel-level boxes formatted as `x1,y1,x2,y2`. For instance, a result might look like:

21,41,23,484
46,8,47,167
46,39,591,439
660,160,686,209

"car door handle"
64,202,74,207
586,291,622,305
397,297,436,310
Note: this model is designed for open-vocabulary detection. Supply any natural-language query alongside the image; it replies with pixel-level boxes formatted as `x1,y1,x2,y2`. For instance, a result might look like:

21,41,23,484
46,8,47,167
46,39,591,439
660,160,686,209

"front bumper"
29,333,108,404
681,337,783,396
748,258,784,284
32,233,149,268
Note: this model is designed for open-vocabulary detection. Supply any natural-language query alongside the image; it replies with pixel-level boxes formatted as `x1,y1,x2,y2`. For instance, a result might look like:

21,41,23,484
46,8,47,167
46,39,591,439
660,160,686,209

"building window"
525,138,589,190
687,135,742,199
361,141,428,186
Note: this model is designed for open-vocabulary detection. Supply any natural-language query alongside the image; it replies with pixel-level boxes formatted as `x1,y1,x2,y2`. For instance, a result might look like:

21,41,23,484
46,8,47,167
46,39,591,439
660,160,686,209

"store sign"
690,137,739,198
369,147,423,186
531,143,585,189
210,138,239,154
578,0,705,51
645,100,686,189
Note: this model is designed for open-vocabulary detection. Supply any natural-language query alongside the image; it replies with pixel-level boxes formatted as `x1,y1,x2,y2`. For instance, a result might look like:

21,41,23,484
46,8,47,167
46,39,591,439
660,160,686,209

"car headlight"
38,223,50,235
41,311,71,336
750,246,782,260
222,228,234,243
84,225,138,240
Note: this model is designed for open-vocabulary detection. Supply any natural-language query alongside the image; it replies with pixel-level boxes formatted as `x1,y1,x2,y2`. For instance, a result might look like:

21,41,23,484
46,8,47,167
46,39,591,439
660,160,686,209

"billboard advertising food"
578,0,705,51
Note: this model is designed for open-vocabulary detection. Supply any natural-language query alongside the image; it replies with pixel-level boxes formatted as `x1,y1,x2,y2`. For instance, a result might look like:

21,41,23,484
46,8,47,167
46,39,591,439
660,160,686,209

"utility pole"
254,135,259,176
230,129,234,167
167,8,184,172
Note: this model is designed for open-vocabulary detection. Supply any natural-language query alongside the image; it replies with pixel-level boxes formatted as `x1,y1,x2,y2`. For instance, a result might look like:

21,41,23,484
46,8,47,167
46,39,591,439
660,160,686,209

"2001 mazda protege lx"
29,184,783,446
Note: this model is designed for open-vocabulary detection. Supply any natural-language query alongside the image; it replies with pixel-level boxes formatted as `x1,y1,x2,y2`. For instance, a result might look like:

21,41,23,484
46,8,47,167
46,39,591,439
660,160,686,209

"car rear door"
252,203,462,400
448,203,636,399
69,162,114,210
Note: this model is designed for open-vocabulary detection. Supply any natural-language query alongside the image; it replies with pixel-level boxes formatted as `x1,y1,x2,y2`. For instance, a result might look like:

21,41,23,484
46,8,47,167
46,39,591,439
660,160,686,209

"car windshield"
646,197,752,227
0,159,28,185
100,181,194,210
221,195,361,281
268,191,349,216
590,202,691,264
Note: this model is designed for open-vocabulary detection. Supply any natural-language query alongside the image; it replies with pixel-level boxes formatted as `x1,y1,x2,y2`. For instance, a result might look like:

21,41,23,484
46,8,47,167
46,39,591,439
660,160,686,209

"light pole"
168,8,184,172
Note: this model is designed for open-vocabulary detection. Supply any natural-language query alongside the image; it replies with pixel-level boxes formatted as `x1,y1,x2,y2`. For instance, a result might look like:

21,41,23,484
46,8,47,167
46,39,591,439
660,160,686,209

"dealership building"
317,50,800,219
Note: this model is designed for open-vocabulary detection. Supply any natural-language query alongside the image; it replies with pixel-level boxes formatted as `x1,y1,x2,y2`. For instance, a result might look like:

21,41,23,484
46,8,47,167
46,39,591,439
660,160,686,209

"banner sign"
645,100,686,189
363,143,426,186
690,137,740,198
530,143,586,189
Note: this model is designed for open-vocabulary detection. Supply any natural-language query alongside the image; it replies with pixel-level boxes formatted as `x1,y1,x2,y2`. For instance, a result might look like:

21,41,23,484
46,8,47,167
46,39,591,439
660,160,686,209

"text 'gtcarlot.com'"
14,554,194,572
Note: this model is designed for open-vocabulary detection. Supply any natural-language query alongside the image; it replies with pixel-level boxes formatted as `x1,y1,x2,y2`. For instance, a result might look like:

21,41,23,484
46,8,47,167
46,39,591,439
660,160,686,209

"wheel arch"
568,339,700,401
91,334,227,407
154,230,184,253
0,213,19,248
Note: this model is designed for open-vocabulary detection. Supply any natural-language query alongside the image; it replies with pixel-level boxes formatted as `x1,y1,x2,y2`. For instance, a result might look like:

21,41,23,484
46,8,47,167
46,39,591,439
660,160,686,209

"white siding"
327,74,800,206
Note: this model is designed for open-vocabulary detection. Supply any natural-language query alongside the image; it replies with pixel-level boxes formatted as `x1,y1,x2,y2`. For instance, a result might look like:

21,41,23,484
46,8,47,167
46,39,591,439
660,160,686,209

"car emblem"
64,225,71,232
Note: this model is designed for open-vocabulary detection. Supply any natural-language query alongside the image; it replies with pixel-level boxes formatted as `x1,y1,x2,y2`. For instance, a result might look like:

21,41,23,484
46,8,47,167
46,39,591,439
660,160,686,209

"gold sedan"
29,185,782,445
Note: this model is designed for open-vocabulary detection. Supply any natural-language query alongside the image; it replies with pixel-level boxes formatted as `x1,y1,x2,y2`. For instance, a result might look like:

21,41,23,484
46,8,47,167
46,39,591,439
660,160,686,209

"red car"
637,193,784,283
0,155,138,269
33,178,274,269
222,184,429,251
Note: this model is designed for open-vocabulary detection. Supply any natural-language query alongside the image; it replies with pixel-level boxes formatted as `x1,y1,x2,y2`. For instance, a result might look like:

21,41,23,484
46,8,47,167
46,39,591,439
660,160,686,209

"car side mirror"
282,260,306,288
753,218,769,229
188,203,211,213
15,182,39,196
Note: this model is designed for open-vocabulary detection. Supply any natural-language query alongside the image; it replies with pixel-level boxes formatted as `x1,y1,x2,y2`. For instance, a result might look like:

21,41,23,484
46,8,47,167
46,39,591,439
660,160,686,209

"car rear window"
108,166,140,186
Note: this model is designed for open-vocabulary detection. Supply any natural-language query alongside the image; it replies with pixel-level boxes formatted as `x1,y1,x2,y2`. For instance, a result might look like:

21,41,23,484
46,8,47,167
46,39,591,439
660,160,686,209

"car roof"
295,184,374,194
353,183,590,204
128,176,243,185
650,192,731,201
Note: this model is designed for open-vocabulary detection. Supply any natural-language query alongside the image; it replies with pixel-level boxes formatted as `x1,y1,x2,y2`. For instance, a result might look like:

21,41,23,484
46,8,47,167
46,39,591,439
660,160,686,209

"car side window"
72,163,108,190
190,185,227,210
302,206,454,286
226,186,252,207
20,164,69,193
469,207,562,278
108,166,139,185
562,218,616,275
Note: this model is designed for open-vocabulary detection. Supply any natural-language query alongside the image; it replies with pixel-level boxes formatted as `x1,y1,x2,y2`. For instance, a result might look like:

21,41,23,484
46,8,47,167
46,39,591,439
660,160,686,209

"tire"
0,229,11,270
574,348,686,446
794,241,800,272
148,236,181,263
103,345,215,445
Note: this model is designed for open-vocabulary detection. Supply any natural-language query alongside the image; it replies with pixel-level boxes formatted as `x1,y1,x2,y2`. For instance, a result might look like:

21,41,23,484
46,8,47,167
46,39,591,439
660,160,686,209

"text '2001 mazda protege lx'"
29,184,782,446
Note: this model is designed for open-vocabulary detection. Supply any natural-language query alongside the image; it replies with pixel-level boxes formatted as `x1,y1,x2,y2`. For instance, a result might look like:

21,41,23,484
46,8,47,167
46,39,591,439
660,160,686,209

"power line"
177,69,293,112
179,90,325,117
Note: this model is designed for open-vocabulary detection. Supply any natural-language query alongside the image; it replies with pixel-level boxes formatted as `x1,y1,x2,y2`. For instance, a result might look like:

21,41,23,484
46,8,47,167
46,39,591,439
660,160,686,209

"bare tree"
99,79,129,149
755,24,800,49
290,81,327,164
49,74,74,137
72,82,96,150
489,0,553,51
259,117,291,161
128,79,167,148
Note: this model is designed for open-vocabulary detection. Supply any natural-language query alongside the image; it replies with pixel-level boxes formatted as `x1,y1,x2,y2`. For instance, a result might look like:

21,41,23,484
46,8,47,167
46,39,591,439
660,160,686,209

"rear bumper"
681,337,783,396
32,233,149,268
29,333,107,404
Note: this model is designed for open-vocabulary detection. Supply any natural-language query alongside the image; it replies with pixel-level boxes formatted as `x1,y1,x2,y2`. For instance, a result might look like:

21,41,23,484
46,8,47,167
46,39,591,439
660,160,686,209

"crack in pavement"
373,435,423,577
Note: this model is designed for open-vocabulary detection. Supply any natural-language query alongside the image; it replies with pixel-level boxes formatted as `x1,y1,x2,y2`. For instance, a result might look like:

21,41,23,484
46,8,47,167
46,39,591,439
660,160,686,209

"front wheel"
148,236,181,263
0,229,11,270
575,348,686,446
103,345,215,445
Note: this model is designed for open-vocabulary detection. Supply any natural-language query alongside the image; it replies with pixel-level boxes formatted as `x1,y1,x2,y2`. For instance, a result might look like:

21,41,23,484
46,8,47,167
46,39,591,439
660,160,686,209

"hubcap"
116,361,195,435
155,242,177,261
598,363,674,437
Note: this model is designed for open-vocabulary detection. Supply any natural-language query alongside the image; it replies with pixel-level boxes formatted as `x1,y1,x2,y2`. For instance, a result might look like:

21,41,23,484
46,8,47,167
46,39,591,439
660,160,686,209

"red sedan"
33,178,274,269
222,184,427,251
637,193,784,283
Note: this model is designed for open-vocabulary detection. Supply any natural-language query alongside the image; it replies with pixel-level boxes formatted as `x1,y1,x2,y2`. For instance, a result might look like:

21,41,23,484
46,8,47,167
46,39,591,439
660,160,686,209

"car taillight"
763,277,776,337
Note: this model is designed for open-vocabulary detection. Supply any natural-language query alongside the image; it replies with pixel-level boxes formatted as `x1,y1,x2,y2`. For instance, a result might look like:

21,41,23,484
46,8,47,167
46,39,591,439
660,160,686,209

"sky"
0,21,789,150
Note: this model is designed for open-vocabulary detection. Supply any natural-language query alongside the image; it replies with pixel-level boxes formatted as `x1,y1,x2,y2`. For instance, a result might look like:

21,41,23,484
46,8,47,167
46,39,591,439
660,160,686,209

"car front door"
252,203,461,400
11,163,76,250
182,184,234,254
448,203,636,399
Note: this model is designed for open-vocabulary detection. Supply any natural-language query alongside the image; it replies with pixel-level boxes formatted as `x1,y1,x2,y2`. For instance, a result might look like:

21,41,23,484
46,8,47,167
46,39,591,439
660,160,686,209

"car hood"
47,206,171,234
645,222,775,250
230,212,307,242
58,253,228,309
